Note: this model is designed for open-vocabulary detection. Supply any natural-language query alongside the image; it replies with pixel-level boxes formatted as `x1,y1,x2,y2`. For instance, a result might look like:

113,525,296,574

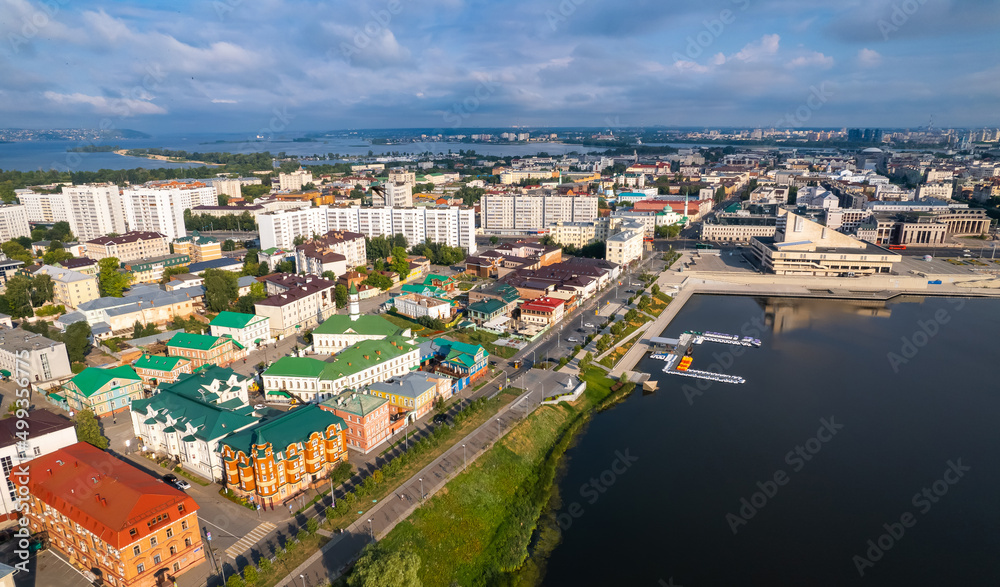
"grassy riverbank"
344,367,631,586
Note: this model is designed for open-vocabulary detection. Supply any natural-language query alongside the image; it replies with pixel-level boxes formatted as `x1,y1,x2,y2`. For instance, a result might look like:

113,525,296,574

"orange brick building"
219,405,348,507
12,443,203,587
165,332,242,369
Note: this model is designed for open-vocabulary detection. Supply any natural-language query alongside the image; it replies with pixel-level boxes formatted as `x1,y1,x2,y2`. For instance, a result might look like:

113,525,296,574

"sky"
1,0,998,134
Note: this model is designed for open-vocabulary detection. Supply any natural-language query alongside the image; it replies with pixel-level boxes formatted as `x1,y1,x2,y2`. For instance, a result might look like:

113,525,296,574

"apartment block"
255,274,337,337
13,442,203,587
86,232,170,263
0,327,72,387
33,265,100,309
277,168,314,192
481,193,598,233
0,410,78,522
0,205,30,243
172,231,222,264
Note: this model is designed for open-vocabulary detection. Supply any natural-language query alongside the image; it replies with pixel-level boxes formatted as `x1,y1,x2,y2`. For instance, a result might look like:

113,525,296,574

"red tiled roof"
520,296,564,313
12,442,199,548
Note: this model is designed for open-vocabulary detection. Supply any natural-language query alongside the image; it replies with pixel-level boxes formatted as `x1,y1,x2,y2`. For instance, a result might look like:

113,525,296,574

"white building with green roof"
61,365,143,417
210,311,272,349
263,335,421,403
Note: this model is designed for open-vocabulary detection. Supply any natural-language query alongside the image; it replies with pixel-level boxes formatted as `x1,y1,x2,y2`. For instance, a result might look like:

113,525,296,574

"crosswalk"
225,522,276,560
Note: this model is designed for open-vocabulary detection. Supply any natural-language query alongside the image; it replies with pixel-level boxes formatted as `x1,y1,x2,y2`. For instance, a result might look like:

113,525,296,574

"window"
165,528,173,538
153,554,161,564
133,545,141,556
173,563,180,572
129,528,137,538
149,537,157,547
136,563,145,574
184,538,192,547
169,545,177,556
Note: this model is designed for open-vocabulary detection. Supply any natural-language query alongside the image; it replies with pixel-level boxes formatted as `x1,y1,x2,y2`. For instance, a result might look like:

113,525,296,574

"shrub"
258,557,272,574
242,565,258,584
306,518,318,535
226,574,245,587
325,506,336,521
296,528,308,542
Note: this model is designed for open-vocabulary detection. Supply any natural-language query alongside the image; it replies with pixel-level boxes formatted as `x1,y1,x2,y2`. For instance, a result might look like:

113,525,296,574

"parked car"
584,323,594,328
432,414,449,424
567,337,579,343
254,404,266,410
162,473,190,490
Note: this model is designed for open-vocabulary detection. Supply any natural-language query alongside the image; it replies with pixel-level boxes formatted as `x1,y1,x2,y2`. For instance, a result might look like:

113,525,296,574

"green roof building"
63,366,143,417
263,336,421,402
312,314,408,353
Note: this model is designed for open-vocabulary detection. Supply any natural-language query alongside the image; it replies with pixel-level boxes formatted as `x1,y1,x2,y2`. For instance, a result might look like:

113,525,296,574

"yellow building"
33,265,100,309
171,231,221,264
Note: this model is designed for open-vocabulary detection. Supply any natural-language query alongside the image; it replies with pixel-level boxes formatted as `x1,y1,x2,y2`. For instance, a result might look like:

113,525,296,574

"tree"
714,186,726,203
293,235,308,246
0,184,15,204
655,225,670,239
275,260,296,274
235,295,257,314
364,272,392,291
241,566,258,584
74,410,109,450
1,276,33,318
64,321,92,363
42,241,73,265
249,281,266,300
1,241,33,264
98,257,131,297
242,184,270,202
204,269,239,312
222,239,237,252
787,186,798,205
390,247,410,280
347,544,421,587
489,235,498,245
160,265,190,285
48,221,74,242
132,321,158,339
335,284,349,308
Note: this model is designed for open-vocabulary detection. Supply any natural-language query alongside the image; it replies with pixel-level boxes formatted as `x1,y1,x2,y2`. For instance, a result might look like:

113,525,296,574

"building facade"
0,410,78,522
172,232,222,264
86,232,170,264
0,205,30,243
209,312,272,349
254,274,337,337
0,327,72,389
33,265,101,309
61,366,144,417
12,442,203,587
319,393,391,453
605,225,644,267
132,355,193,387
219,405,348,504
165,333,241,369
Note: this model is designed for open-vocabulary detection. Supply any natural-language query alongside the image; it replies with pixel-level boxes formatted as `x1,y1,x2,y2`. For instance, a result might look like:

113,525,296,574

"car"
625,289,636,294
254,404,266,410
162,473,177,484
567,337,579,343
584,323,594,328
173,478,191,490
432,414,449,424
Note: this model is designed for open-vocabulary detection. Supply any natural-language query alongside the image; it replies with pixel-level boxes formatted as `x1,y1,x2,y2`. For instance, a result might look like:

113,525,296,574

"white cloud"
711,52,726,66
43,91,167,115
733,34,780,62
858,48,882,67
211,98,238,104
787,51,834,69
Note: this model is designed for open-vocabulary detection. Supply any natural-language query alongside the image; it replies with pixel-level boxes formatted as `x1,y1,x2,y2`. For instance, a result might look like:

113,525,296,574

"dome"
862,147,883,153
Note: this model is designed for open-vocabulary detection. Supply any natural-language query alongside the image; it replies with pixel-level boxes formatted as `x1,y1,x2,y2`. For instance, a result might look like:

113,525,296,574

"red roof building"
12,442,203,587
519,296,565,327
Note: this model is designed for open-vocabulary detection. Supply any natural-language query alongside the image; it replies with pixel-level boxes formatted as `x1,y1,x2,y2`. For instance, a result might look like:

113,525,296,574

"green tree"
0,184,16,204
293,235,308,246
335,284,349,308
390,247,410,280
48,221,74,242
225,574,244,587
222,239,237,251
347,544,421,587
98,257,131,297
241,565,258,584
42,241,74,265
204,269,239,312
74,410,109,450
1,276,33,319
249,281,266,300
364,272,392,291
235,295,257,314
242,184,270,202
64,321,92,363
160,265,190,285
489,235,498,245
275,260,296,274
257,557,272,574
1,241,33,264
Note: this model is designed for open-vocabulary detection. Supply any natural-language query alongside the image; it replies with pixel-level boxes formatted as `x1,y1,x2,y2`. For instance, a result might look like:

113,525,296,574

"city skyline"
2,0,998,133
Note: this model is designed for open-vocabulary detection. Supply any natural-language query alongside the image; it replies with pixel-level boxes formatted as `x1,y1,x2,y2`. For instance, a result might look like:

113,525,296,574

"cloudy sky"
2,0,998,133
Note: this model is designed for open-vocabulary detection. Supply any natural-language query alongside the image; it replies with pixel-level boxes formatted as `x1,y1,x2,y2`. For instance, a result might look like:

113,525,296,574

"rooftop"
133,354,190,372
87,231,166,246
69,366,141,398
312,314,403,337
220,404,346,454
210,311,264,330
33,264,93,283
0,327,65,354
320,392,388,417
0,409,73,449
131,387,256,442
14,442,198,548
166,332,227,352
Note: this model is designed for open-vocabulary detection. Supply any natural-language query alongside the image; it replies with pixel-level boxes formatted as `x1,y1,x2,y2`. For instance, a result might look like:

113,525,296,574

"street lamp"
367,519,374,541
300,574,307,587
462,444,467,470
496,418,501,441
419,478,423,500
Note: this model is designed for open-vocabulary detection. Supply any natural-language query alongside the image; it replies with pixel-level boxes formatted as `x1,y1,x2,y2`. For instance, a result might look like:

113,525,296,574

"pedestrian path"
224,522,276,560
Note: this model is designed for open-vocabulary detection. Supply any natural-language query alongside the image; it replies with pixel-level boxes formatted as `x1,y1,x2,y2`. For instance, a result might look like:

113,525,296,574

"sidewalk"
277,386,539,586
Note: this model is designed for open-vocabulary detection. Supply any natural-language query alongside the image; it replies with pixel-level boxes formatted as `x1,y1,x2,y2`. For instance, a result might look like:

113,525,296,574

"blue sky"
1,0,998,133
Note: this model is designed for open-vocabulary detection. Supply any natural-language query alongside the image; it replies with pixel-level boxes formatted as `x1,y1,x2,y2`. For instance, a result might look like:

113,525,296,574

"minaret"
349,283,360,321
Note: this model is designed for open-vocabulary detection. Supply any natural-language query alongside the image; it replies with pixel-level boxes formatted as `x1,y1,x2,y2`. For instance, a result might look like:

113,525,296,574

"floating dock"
649,329,760,384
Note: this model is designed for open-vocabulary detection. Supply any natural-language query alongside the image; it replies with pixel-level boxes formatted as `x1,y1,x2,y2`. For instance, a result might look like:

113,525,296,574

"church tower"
349,283,360,321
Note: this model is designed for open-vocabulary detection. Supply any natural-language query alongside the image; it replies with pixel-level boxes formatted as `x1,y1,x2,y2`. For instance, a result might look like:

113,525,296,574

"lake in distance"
538,294,1000,586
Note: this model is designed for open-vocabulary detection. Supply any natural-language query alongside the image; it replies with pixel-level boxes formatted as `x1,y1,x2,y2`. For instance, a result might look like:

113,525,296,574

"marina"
649,329,761,384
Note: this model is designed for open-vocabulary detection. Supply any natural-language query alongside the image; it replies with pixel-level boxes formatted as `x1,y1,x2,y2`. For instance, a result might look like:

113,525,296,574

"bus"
887,244,907,250
695,243,715,249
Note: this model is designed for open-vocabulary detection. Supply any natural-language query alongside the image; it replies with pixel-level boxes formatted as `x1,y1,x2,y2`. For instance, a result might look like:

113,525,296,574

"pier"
649,329,760,384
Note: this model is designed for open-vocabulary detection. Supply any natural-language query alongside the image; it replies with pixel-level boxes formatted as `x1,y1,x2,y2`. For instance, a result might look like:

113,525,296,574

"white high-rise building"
277,168,314,192
120,184,216,242
259,206,476,253
62,184,128,241
18,191,71,224
481,193,598,232
0,205,31,242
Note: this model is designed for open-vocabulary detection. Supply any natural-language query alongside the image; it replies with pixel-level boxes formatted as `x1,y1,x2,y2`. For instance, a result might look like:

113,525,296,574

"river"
537,294,1000,586
0,133,598,172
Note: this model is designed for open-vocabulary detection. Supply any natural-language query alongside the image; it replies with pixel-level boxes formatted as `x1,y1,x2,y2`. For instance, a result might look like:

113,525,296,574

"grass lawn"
382,312,431,334
247,533,329,587
365,367,626,586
